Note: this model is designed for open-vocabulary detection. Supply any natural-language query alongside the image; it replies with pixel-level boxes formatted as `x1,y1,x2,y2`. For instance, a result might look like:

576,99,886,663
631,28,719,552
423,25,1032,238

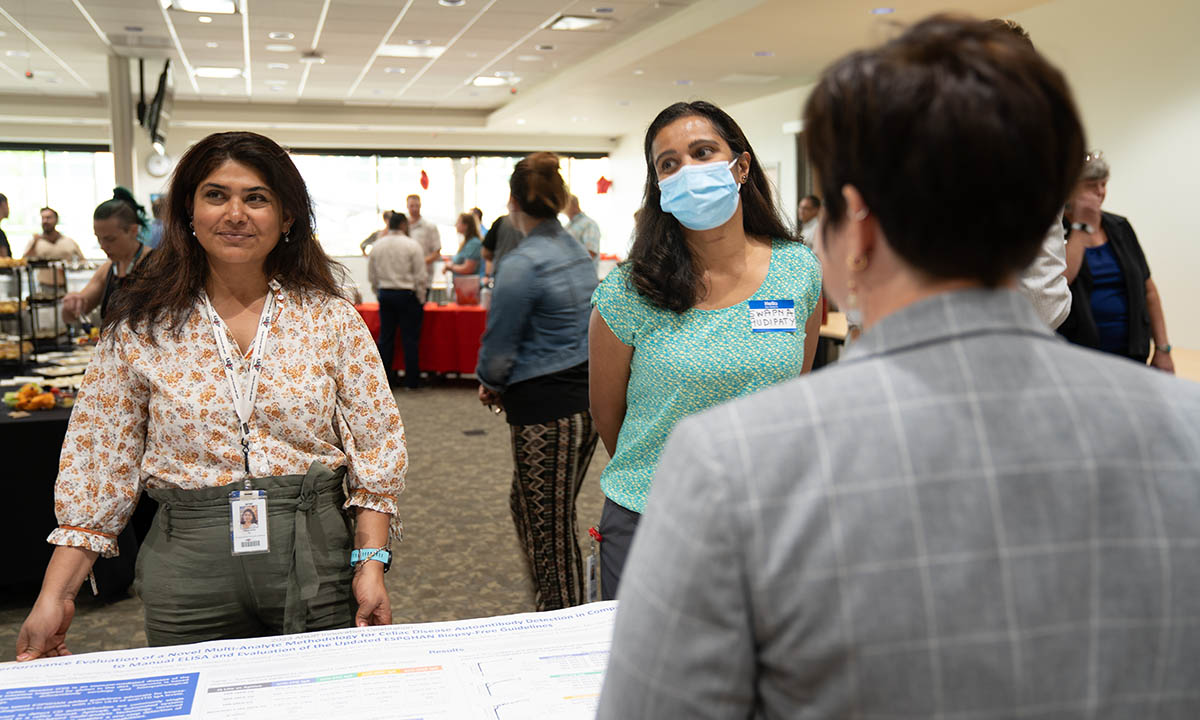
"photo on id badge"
231,492,269,554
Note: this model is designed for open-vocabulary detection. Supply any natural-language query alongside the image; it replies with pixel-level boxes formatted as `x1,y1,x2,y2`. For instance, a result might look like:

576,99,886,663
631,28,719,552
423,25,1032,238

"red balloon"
596,176,612,194
420,170,429,190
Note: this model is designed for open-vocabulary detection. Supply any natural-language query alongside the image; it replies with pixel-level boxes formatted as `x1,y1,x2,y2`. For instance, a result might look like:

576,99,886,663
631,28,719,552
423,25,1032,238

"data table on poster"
0,602,617,720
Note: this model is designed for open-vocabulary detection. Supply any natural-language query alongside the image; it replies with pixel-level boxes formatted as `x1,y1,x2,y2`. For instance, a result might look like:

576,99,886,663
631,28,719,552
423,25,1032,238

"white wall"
1013,0,1200,348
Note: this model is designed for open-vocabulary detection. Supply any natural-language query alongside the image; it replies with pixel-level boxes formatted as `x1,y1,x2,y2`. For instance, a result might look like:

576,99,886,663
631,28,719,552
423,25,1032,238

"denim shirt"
476,218,597,390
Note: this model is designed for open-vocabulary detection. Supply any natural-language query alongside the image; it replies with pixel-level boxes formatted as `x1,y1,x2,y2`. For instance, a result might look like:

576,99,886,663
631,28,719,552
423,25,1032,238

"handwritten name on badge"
749,299,797,333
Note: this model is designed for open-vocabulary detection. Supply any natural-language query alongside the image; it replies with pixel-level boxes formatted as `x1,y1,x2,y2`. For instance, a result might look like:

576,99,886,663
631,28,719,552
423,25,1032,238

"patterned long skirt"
509,411,599,611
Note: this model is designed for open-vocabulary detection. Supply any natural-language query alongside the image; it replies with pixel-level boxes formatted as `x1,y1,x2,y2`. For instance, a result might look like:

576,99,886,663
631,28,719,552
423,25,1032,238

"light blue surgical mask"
658,157,741,231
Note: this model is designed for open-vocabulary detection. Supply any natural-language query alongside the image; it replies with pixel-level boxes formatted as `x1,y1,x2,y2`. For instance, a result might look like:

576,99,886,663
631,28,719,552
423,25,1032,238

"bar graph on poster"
0,602,616,719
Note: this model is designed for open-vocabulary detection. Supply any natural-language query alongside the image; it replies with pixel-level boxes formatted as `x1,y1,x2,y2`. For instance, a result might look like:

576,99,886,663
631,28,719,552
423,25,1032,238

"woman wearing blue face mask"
588,101,823,599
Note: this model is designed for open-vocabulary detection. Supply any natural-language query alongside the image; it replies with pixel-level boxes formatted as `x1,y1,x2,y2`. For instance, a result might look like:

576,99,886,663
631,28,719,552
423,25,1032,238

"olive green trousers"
134,463,354,646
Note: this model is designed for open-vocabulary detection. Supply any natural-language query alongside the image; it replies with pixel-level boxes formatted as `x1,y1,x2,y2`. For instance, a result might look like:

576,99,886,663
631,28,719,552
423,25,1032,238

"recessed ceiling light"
472,76,507,87
592,6,615,12
617,100,631,107
754,50,774,57
549,15,615,31
265,43,295,52
535,44,554,51
384,66,407,74
198,15,213,23
372,89,385,95
465,51,479,58
265,79,286,86
170,0,237,13
0,31,7,38
378,44,444,58
407,38,432,46
493,70,514,78
268,31,295,40
269,86,282,92
438,0,466,6
516,118,526,125
6,50,30,58
125,25,144,32
516,55,542,62
675,79,691,85
268,62,289,70
195,66,244,78
870,7,895,14
206,41,219,48
46,77,61,84
632,68,644,75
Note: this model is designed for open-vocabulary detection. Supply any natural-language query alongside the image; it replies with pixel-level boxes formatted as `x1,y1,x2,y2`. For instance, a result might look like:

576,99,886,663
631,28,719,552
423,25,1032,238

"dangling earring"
188,220,197,239
282,230,291,244
844,255,869,327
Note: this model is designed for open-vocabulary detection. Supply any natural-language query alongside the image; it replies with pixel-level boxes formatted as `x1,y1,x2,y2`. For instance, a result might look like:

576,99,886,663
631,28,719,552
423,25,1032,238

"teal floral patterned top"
592,238,822,513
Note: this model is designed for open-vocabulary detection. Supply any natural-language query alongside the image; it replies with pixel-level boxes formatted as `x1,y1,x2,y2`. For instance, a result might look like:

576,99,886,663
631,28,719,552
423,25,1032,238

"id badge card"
230,490,270,555
749,299,797,332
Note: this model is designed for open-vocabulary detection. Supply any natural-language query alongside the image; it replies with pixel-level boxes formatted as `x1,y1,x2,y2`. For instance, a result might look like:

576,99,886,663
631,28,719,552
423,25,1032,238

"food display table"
356,302,487,376
2,379,149,596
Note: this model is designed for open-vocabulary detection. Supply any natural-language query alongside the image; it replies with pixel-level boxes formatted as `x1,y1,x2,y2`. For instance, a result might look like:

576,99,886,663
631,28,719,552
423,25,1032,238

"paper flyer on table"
0,601,616,719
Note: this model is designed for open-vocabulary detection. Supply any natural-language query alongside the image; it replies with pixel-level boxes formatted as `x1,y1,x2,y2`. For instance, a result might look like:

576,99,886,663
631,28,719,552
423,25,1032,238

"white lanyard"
201,287,278,481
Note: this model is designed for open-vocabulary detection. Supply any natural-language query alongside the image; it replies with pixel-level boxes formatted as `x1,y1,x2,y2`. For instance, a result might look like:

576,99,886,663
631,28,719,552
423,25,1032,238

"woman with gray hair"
1059,151,1174,372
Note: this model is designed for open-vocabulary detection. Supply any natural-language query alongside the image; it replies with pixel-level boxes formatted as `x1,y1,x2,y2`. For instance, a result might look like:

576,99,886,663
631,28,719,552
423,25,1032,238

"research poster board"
0,601,617,719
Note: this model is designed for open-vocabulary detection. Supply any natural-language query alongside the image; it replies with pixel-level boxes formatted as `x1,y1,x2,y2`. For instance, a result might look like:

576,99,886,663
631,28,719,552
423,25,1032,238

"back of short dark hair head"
804,14,1084,287
388,211,408,231
509,152,568,219
985,18,1034,49
470,207,483,219
629,101,797,313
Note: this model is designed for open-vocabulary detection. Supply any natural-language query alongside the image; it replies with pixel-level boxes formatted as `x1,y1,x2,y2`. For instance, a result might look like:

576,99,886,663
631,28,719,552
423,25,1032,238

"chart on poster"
0,602,616,720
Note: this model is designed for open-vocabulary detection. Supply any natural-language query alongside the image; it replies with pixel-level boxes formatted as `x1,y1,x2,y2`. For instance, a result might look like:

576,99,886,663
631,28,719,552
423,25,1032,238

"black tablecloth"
1,384,152,598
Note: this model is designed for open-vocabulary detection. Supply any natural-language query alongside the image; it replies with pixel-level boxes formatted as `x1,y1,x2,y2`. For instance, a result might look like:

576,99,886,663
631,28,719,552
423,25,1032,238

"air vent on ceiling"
109,34,174,59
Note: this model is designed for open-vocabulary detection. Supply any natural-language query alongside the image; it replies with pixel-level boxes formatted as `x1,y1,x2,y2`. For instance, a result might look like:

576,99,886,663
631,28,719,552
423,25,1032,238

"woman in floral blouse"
16,132,407,658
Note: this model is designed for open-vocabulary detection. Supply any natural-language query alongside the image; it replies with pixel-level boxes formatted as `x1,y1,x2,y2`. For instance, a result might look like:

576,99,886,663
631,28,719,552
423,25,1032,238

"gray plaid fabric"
598,289,1200,720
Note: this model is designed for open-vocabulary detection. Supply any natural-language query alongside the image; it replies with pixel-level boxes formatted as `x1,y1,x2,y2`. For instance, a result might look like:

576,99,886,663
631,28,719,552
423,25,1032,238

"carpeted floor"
0,379,608,657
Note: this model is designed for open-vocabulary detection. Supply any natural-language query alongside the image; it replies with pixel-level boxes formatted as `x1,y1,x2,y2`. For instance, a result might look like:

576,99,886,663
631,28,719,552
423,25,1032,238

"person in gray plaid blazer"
598,15,1200,720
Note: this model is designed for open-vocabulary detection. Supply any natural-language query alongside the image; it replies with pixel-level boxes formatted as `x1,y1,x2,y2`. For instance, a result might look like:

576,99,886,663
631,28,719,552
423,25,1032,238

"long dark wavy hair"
105,131,342,337
628,101,796,313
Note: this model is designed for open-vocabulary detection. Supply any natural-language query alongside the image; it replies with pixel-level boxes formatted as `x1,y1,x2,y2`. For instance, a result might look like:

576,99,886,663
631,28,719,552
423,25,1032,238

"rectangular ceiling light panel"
170,0,238,14
377,44,446,59
548,15,615,31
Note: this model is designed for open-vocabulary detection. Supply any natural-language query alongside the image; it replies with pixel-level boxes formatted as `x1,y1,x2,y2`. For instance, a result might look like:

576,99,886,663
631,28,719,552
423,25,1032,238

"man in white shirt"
565,195,601,274
406,194,442,299
798,195,820,246
368,212,427,389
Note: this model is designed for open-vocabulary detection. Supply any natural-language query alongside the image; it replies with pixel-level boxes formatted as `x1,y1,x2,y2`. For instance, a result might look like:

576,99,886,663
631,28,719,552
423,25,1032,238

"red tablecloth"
356,302,487,375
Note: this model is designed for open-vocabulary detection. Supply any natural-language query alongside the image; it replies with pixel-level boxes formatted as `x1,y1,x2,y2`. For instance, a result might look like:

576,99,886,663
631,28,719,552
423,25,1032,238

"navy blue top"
1084,242,1129,355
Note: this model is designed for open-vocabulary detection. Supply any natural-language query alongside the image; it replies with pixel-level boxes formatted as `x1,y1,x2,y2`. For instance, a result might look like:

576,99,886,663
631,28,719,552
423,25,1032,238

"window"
291,151,611,258
0,148,115,259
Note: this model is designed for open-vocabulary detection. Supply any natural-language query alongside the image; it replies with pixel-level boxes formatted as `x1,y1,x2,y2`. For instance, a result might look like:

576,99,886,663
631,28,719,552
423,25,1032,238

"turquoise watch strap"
350,548,392,572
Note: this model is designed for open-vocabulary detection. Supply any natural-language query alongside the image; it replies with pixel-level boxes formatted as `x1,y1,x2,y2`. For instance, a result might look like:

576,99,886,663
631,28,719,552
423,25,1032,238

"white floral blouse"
49,282,407,557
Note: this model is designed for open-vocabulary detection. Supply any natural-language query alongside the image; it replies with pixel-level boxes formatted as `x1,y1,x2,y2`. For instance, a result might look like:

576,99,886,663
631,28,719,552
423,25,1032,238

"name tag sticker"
748,299,797,333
